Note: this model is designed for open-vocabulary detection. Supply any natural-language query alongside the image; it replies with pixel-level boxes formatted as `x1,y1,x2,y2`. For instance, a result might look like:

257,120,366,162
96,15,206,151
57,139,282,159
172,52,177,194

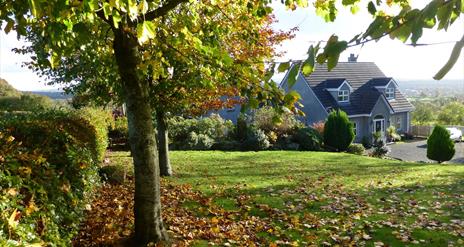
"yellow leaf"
8,209,20,229
211,217,219,224
211,226,220,233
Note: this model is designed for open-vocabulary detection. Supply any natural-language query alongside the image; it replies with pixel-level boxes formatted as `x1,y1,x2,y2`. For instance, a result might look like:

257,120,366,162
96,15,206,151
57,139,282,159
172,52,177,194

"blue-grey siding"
282,73,328,125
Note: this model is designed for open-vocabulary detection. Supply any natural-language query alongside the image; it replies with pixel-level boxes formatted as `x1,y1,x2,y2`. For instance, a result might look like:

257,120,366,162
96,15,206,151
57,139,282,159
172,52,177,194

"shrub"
184,132,214,150
110,116,129,139
250,106,303,137
243,128,270,151
402,132,414,140
386,126,401,142
323,110,355,152
371,139,390,157
168,115,234,150
346,144,365,155
293,127,323,151
427,125,455,163
273,134,299,150
361,136,372,149
235,114,248,141
0,109,106,245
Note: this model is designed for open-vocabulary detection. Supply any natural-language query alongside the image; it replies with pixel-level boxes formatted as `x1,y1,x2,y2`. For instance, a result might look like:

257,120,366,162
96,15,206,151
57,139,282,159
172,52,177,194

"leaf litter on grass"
73,171,463,246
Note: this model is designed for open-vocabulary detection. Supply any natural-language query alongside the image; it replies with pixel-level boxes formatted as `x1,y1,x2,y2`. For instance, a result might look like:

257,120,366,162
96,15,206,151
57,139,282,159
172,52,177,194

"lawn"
78,151,464,246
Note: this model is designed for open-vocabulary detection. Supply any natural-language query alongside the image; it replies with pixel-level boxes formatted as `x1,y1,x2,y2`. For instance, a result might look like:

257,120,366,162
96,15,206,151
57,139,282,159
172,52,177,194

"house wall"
349,116,369,143
282,73,328,125
210,105,242,124
389,112,408,134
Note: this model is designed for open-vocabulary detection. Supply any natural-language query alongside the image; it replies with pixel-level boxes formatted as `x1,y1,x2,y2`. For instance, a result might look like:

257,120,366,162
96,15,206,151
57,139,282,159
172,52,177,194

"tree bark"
113,30,169,245
156,110,173,176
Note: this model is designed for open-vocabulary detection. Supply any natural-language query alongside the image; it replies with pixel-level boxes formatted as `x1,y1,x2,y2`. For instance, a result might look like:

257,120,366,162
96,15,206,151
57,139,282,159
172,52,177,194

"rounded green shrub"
243,128,270,151
427,125,455,163
346,144,365,155
323,110,355,152
293,127,322,151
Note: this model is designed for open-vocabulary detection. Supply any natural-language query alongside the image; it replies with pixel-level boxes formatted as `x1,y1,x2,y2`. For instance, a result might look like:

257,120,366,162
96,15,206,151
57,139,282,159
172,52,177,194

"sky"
0,1,463,91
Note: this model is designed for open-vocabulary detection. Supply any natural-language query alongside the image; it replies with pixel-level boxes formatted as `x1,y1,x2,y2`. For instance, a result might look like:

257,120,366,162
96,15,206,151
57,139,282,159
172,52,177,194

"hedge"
0,108,111,246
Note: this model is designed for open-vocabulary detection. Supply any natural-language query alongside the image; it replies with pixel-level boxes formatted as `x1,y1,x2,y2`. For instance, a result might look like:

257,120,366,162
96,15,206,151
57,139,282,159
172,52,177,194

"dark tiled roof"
323,78,347,88
369,77,393,87
303,62,413,115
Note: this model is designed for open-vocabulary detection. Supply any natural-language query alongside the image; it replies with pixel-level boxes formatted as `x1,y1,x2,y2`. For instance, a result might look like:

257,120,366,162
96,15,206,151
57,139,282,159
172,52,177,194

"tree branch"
142,0,189,21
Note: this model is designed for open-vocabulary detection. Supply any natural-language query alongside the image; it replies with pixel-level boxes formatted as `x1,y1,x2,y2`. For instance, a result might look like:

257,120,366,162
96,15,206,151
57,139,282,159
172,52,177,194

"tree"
437,101,464,125
412,101,436,125
2,1,298,244
427,125,455,163
2,0,463,245
323,109,355,152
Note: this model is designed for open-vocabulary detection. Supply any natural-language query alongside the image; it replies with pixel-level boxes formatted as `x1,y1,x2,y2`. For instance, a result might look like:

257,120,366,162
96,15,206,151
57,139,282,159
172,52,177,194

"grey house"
280,60,414,142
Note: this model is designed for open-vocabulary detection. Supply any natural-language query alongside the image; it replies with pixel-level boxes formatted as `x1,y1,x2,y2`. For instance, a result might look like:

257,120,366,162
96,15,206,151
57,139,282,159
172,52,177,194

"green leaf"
264,63,275,82
49,52,59,69
137,21,156,44
284,90,300,106
277,62,290,73
28,0,38,17
128,0,138,20
103,2,111,19
367,1,376,15
350,5,360,14
287,64,299,88
112,10,122,28
88,0,99,11
302,45,316,76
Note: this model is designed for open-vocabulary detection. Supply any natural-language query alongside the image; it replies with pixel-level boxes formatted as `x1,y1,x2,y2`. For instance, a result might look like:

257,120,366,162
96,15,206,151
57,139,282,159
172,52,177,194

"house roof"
301,62,414,115
323,79,347,89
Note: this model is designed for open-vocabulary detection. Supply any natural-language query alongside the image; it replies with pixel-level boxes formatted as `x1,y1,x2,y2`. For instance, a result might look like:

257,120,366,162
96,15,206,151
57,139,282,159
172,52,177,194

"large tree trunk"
113,30,169,245
156,110,172,176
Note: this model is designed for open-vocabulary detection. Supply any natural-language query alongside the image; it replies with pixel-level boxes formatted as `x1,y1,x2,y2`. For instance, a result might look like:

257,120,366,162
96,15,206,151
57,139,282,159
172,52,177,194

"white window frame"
396,116,402,131
352,122,357,136
385,87,395,99
338,90,349,102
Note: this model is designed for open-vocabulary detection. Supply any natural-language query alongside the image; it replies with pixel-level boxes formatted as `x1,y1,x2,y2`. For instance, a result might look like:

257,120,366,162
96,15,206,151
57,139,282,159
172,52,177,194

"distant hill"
0,78,21,97
397,79,464,97
397,79,464,90
24,91,72,100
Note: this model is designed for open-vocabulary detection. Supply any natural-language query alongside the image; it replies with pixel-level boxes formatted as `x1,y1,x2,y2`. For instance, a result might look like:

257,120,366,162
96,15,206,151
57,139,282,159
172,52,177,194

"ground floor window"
352,122,357,136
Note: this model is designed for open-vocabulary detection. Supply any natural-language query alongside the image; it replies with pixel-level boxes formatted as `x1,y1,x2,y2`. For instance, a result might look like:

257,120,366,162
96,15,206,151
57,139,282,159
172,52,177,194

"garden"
1,98,462,246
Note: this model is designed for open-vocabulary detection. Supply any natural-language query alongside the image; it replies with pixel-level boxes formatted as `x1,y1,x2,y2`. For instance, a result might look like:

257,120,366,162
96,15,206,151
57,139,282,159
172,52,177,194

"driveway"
388,140,464,163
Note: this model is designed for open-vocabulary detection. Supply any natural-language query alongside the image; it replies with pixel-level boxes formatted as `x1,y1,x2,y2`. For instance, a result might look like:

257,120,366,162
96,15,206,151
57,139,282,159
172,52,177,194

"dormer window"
385,87,395,99
338,90,349,102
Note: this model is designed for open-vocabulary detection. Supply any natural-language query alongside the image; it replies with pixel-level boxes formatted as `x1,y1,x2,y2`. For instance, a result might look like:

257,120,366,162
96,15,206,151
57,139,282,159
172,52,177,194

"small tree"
427,125,455,163
323,110,355,152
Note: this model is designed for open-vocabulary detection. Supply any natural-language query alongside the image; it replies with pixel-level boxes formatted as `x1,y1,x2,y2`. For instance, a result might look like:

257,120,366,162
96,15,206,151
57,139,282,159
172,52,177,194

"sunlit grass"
108,150,464,246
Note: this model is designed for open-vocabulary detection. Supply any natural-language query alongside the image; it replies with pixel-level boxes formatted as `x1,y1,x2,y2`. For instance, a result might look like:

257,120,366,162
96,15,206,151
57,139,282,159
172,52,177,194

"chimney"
348,53,358,62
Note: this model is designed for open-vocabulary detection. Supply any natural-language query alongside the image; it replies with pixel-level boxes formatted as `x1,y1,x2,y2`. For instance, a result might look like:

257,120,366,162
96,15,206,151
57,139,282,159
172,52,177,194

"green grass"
108,150,464,246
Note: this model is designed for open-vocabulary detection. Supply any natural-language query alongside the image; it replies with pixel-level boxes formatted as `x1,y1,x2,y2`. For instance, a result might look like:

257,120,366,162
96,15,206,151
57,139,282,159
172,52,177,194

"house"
280,57,414,142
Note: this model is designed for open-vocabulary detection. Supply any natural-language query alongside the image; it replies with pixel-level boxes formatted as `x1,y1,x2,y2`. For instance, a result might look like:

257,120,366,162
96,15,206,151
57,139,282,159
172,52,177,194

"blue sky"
0,1,463,90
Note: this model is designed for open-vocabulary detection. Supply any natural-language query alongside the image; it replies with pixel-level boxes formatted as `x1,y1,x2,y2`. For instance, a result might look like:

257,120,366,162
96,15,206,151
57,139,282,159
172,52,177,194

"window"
338,90,349,102
396,116,402,131
352,122,357,136
385,87,395,99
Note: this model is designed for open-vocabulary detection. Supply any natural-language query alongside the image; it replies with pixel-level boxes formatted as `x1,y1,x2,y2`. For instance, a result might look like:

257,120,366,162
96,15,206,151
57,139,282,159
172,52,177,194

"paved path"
388,140,464,164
